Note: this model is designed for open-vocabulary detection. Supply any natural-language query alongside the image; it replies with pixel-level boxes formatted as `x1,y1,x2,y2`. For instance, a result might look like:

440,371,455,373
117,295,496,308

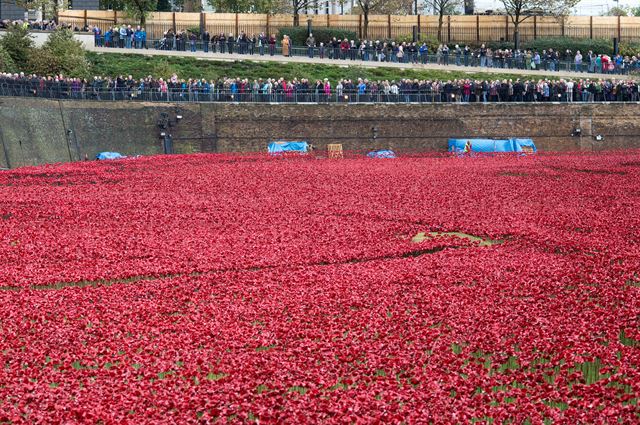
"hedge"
486,37,614,56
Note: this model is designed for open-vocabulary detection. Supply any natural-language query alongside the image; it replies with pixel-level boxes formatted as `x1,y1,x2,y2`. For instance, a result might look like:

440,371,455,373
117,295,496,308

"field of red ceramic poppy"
0,151,639,423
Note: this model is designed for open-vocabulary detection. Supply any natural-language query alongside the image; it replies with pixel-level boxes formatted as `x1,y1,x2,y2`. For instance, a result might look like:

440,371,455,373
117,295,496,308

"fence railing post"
235,13,239,38
388,15,392,39
84,10,88,29
534,15,537,40
417,14,421,39
589,16,593,39
326,13,330,28
476,14,480,42
358,14,362,39
447,15,451,43
114,10,117,25
172,12,176,32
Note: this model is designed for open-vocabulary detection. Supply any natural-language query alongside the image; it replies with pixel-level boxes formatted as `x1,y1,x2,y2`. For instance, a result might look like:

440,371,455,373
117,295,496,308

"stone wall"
1,98,639,168
0,29,95,49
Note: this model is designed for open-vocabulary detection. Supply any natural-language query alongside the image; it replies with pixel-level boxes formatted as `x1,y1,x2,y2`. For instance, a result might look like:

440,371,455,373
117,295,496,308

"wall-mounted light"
595,134,604,142
572,128,581,137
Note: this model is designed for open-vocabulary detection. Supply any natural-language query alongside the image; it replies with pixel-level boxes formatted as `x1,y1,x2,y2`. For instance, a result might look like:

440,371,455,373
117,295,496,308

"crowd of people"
0,19,77,31
87,25,640,75
3,20,639,75
2,72,639,103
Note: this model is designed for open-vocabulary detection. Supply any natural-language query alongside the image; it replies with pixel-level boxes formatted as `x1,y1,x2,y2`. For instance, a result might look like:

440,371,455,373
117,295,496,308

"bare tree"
291,0,315,25
500,0,579,49
425,0,462,41
353,0,412,38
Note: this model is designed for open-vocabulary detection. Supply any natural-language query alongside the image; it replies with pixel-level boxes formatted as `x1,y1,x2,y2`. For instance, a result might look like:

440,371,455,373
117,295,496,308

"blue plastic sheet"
96,152,125,160
268,142,308,155
448,139,536,153
367,150,397,159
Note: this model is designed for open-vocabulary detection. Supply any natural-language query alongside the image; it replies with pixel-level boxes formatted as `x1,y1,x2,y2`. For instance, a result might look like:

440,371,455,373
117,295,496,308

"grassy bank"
87,52,547,82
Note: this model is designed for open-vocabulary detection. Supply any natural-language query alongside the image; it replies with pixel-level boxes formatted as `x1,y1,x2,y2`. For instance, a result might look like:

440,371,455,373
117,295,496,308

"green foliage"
0,45,16,73
604,6,629,17
208,0,275,12
187,26,201,37
28,28,90,77
0,25,34,70
395,34,440,51
277,27,357,46
487,37,614,55
619,41,640,58
155,0,171,11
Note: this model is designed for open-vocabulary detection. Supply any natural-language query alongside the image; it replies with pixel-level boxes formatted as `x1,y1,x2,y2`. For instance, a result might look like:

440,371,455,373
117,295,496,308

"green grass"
87,52,548,82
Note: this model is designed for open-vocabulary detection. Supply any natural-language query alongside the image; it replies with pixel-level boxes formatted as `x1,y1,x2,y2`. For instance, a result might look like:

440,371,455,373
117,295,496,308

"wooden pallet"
327,144,343,159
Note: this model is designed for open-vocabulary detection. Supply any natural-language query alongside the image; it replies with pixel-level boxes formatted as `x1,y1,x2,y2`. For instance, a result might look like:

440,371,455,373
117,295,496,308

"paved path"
87,45,625,80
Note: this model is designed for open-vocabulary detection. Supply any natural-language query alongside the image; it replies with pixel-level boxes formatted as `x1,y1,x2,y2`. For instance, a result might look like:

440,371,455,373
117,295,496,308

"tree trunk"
437,13,443,42
363,11,369,39
294,13,300,26
53,2,59,24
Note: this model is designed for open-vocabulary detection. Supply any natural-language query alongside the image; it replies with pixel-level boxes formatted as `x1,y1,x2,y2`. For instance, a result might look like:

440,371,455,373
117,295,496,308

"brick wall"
1,98,639,168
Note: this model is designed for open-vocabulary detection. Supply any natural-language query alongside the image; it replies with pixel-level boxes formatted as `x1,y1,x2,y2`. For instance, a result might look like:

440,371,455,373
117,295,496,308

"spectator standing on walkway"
269,34,276,55
442,44,450,65
331,38,340,59
134,26,142,48
419,43,428,64
574,50,582,72
93,26,102,47
479,44,487,67
218,33,226,53
306,33,316,58
258,33,267,55
455,45,461,66
238,32,247,54
113,26,120,48
120,25,127,48
227,33,235,54
202,30,210,53
282,35,291,57
189,32,197,52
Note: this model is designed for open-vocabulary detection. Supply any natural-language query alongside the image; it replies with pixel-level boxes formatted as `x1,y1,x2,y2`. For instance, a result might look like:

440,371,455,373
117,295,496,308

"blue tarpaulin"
367,150,397,159
268,141,308,155
448,139,537,153
96,152,126,160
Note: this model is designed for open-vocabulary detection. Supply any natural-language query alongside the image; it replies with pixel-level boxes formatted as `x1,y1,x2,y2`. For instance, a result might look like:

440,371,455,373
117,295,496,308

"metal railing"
91,39,640,76
1,82,638,103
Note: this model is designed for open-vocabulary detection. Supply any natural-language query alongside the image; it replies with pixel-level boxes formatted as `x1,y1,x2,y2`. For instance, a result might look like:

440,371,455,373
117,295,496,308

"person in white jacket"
565,80,574,102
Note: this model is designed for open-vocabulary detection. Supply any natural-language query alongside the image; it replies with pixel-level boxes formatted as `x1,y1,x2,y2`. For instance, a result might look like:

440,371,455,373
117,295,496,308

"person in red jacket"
463,80,471,102
340,38,350,60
